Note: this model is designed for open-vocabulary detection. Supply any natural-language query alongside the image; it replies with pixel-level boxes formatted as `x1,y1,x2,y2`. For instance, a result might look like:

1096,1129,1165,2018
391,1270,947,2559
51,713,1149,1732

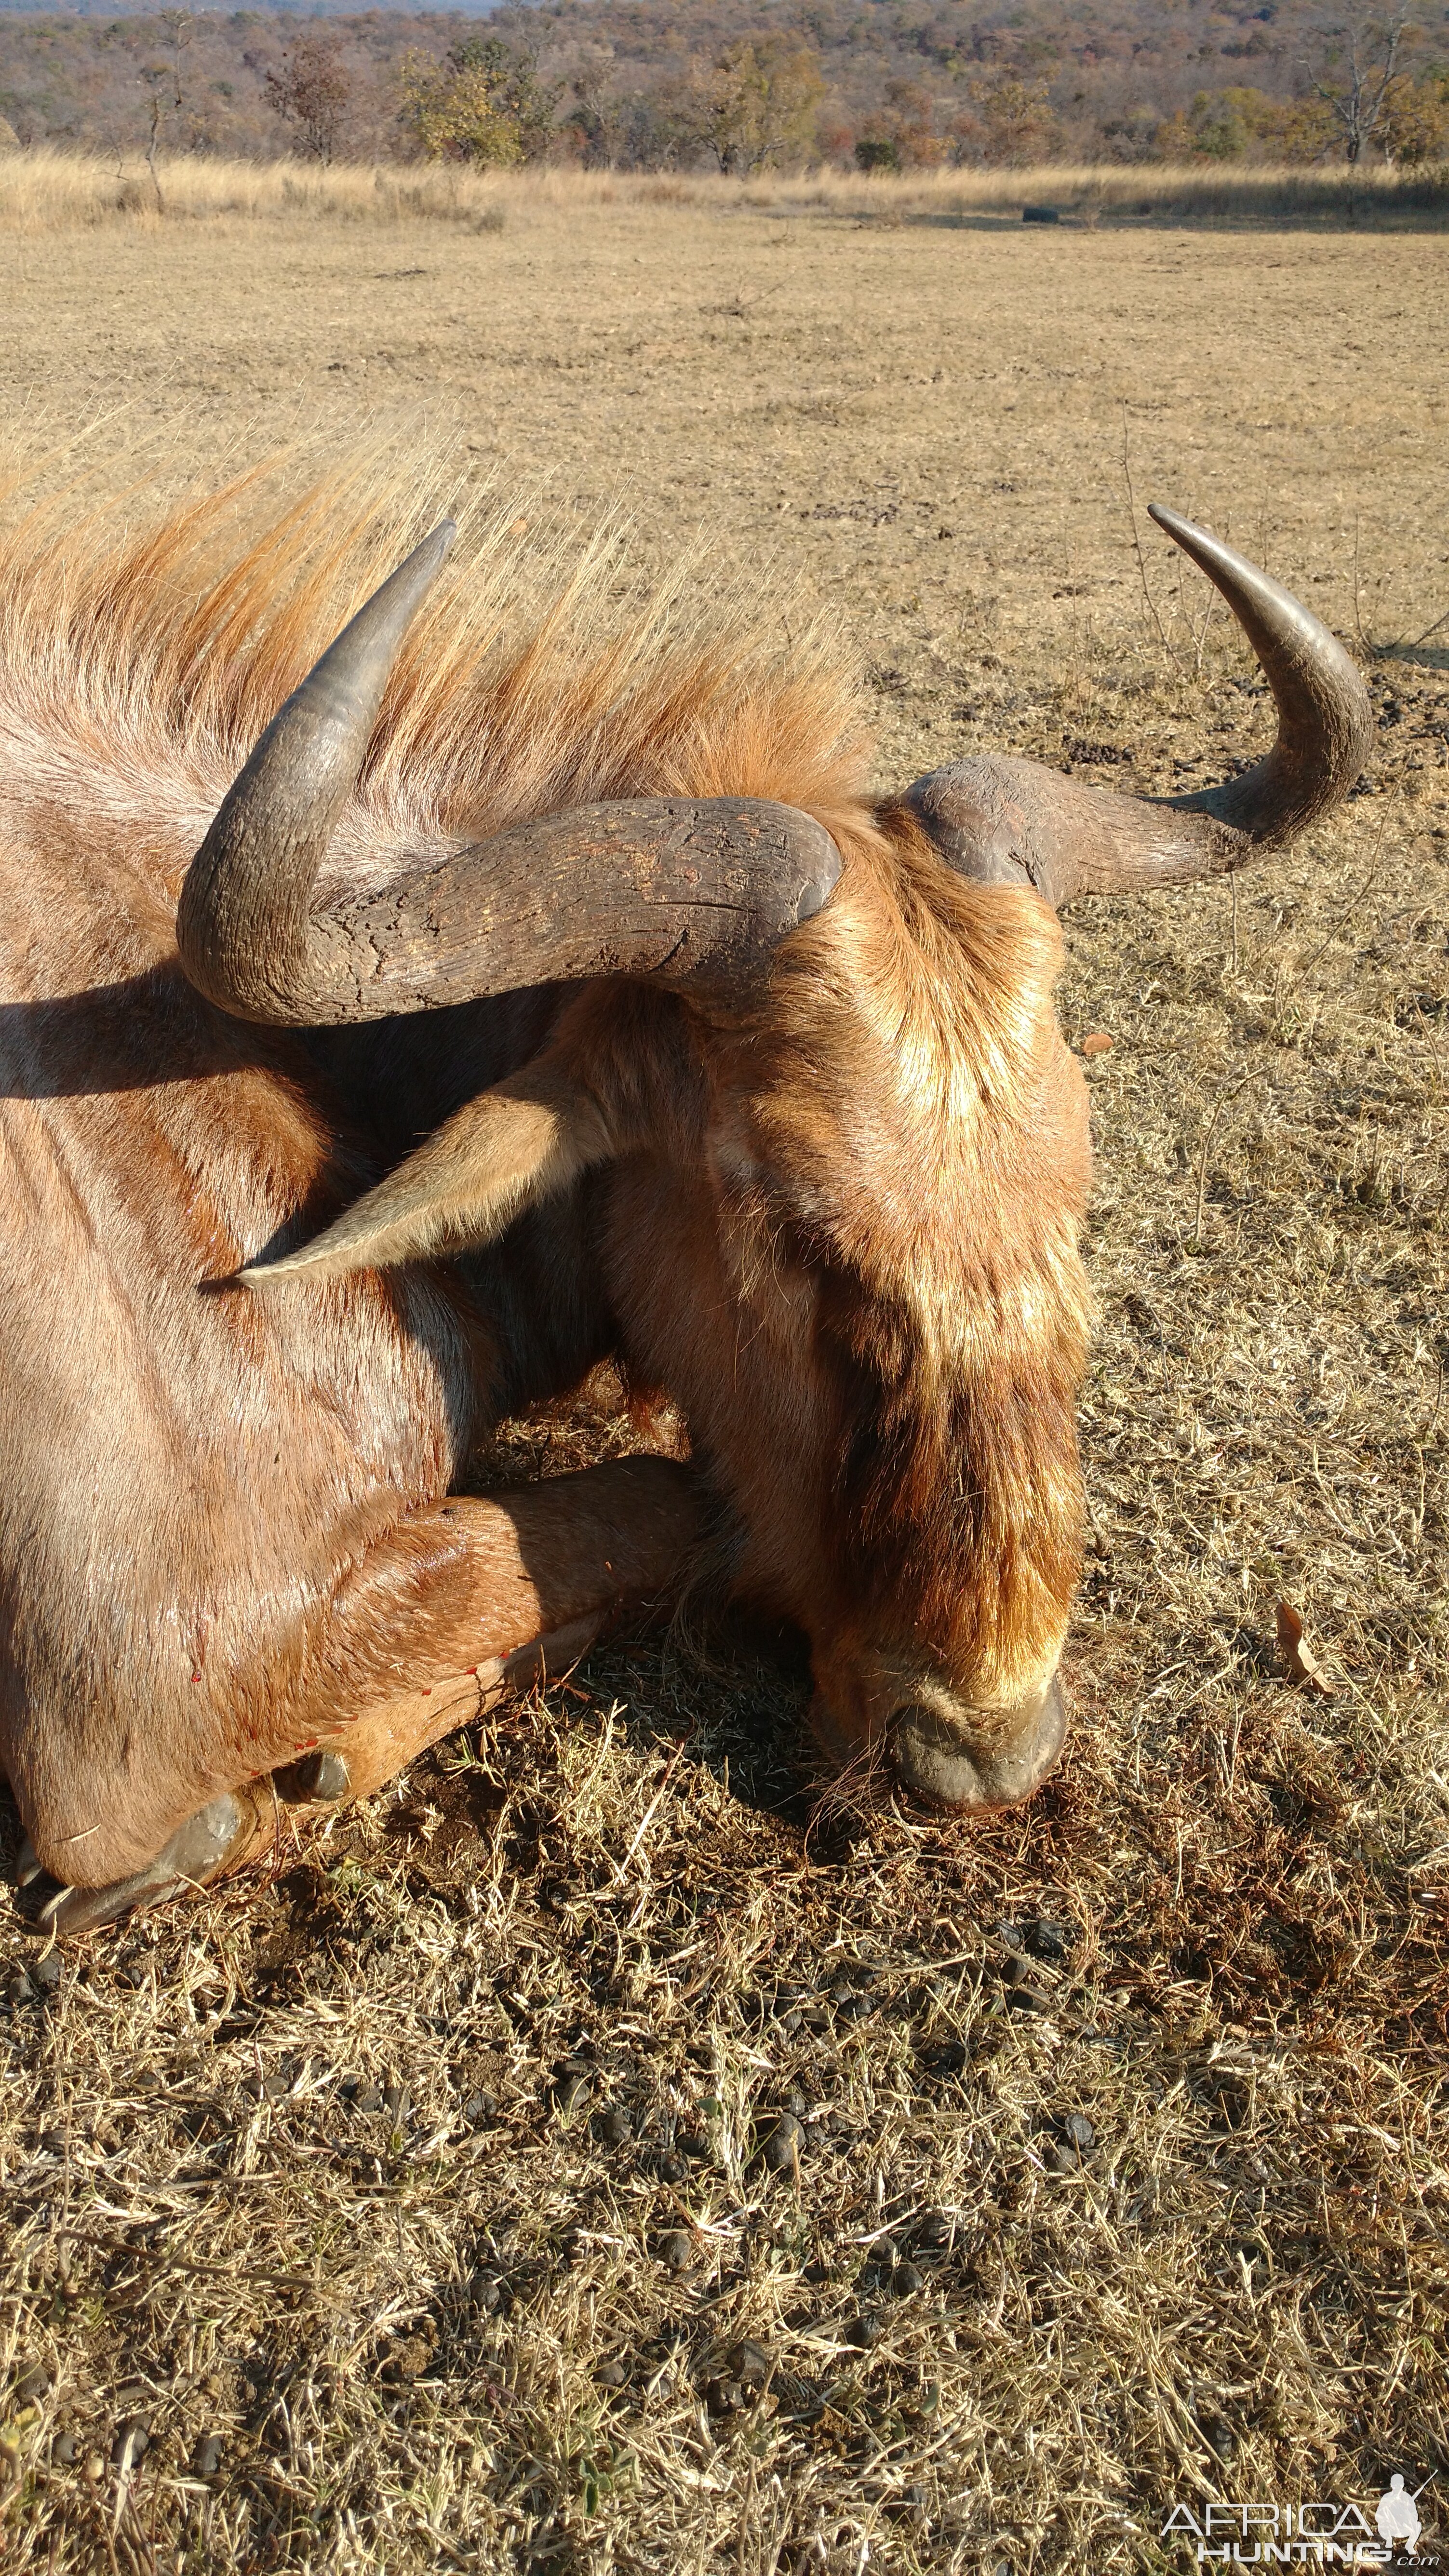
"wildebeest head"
176,509,1370,1811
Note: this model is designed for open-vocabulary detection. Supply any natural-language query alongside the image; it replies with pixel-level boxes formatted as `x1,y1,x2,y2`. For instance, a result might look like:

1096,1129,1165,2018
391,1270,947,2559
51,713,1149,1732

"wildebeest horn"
178,522,459,1022
902,505,1374,907
177,525,841,1026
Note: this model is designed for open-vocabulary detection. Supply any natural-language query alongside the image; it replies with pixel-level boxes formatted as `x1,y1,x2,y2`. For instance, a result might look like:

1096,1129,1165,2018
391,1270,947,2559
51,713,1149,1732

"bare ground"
1,186,1447,2575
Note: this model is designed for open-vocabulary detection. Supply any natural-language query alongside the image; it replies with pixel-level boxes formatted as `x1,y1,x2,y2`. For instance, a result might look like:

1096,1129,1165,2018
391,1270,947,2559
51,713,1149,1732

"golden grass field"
0,167,1447,2576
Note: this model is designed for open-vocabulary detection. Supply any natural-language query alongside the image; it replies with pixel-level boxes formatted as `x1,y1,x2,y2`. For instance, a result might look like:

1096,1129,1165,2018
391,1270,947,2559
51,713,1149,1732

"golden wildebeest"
0,476,1370,1932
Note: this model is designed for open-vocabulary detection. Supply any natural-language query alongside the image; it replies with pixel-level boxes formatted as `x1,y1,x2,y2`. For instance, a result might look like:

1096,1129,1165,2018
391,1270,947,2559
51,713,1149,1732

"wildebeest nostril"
891,1678,1068,1812
891,1704,990,1810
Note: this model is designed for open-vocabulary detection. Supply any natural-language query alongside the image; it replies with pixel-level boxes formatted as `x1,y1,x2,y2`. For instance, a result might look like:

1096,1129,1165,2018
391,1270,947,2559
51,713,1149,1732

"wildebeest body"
0,468,1371,1926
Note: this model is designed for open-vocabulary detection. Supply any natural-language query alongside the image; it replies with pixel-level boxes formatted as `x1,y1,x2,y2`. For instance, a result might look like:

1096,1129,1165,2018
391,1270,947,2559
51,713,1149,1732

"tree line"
0,0,1445,170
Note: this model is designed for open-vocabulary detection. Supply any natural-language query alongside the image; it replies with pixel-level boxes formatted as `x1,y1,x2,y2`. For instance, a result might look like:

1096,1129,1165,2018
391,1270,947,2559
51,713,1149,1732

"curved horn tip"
411,517,458,573
358,516,457,624
1147,499,1194,539
353,516,459,629
1146,500,1232,571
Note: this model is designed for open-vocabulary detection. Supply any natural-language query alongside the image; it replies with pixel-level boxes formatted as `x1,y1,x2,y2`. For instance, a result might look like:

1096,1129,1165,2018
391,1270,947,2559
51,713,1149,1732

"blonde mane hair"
0,452,877,851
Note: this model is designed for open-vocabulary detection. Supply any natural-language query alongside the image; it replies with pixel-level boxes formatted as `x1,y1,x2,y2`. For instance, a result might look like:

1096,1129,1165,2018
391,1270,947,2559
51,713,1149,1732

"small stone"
262,2069,290,2102
1046,2142,1078,2174
658,2151,687,2185
39,2128,66,2158
6,1970,35,2006
891,2260,925,2297
1061,2113,1096,2152
920,2039,968,2077
462,2091,496,2129
466,2267,504,2315
193,2433,224,2478
778,2008,804,2035
51,2432,78,2464
658,2229,696,2274
835,1993,872,2025
1025,1919,1073,1965
382,2334,432,2385
848,2311,883,2350
731,2340,770,2387
12,2362,51,2405
598,2105,634,2147
761,2112,804,2175
354,2081,384,2114
382,2081,410,2122
596,2359,627,2388
707,2375,745,2415
912,2211,952,2252
1202,2415,1237,2462
552,2069,590,2117
31,1953,62,1994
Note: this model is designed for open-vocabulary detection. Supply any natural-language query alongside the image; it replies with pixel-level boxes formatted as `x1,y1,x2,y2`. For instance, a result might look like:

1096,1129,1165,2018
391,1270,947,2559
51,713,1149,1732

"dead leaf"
1275,1599,1337,1697
1080,1032,1114,1058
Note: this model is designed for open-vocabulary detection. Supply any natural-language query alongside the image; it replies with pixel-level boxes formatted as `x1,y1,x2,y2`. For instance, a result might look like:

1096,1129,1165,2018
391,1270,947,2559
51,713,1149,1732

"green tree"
701,37,823,175
963,71,1061,165
1189,86,1251,154
1377,64,1449,159
400,38,559,168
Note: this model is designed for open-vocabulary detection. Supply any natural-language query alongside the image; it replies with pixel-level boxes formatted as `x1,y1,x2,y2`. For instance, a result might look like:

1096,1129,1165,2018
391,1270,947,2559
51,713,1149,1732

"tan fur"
566,811,1092,1728
0,460,1093,1888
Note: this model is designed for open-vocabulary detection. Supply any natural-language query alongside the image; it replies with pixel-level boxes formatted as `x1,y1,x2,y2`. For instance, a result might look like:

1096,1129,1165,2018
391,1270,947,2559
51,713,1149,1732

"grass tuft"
0,149,1447,235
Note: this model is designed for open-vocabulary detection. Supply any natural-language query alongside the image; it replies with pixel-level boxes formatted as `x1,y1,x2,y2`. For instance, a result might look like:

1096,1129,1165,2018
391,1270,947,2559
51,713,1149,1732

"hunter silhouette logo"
1162,2474,1438,2564
1376,2479,1429,2556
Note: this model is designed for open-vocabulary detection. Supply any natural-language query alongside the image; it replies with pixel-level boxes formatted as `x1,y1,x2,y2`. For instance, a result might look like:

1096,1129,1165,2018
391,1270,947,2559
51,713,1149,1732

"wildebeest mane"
0,450,877,868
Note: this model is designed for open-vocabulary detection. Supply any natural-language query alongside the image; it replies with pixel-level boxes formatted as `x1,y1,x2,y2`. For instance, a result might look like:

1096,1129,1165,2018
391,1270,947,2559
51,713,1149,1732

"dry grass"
1,191,1447,2574
0,148,1447,235
0,148,511,232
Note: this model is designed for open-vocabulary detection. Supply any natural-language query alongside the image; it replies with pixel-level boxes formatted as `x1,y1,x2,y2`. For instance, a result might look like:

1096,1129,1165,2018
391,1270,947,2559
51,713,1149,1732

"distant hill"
1,0,1445,167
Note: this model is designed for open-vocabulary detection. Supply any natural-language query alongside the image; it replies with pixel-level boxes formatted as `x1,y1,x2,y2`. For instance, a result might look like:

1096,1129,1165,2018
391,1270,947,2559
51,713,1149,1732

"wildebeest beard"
816,1258,1087,1698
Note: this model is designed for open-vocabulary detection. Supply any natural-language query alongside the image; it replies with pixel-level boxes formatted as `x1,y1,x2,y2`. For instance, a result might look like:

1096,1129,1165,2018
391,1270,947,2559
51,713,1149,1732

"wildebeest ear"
238,1062,611,1285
